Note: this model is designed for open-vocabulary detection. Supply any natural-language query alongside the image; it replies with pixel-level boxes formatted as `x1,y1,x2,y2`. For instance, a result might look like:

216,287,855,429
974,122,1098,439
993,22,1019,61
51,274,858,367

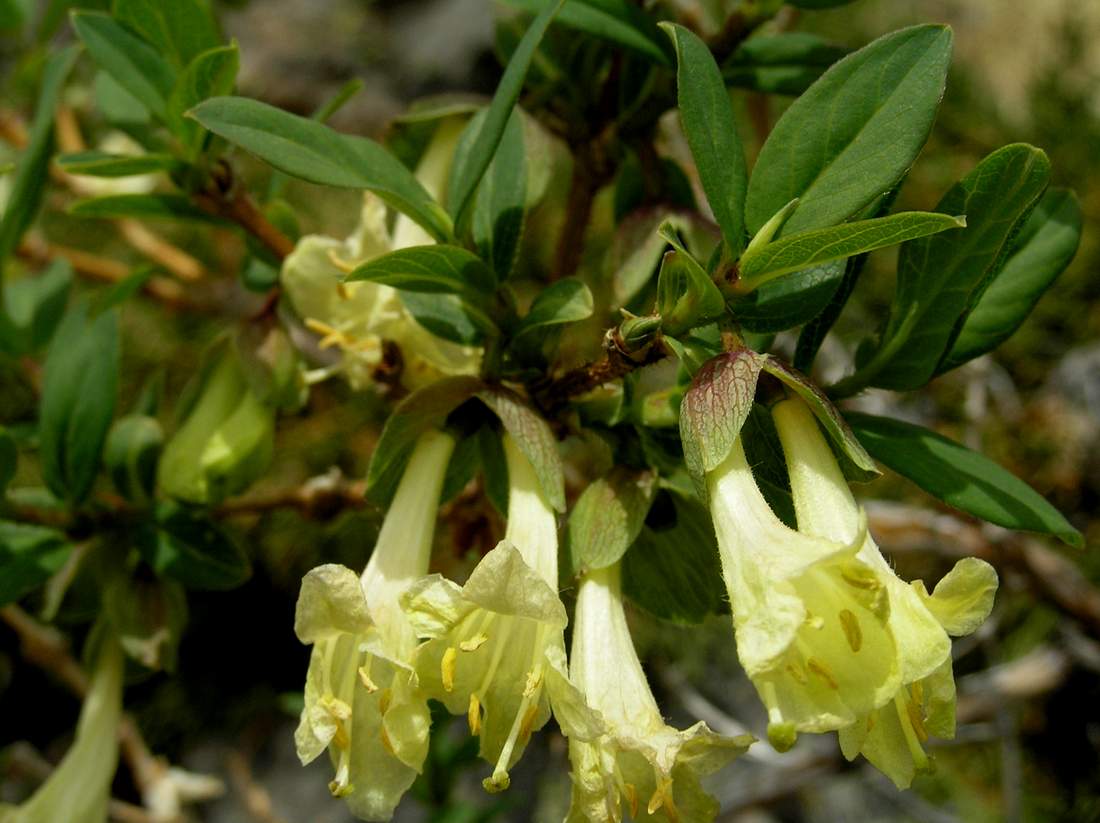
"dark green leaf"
869,144,1051,391
366,378,484,506
0,521,72,607
112,0,220,69
513,278,594,340
732,260,845,333
503,0,669,64
569,467,656,571
0,46,79,269
740,212,965,284
69,193,227,223
93,267,156,312
2,259,73,354
662,22,748,257
94,70,151,124
745,25,952,236
39,300,119,504
189,97,453,242
105,575,187,671
104,414,163,504
472,110,527,280
72,11,176,121
847,413,1082,548
140,501,251,589
446,0,563,223
57,150,182,177
740,404,795,527
724,33,847,96
941,188,1081,371
167,43,239,154
622,490,726,624
478,387,565,511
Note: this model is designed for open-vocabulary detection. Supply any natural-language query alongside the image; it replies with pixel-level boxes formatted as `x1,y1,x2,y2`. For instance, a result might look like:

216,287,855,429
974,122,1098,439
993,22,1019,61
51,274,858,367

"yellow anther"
624,783,639,818
379,724,396,756
358,665,378,692
460,634,489,652
785,661,808,684
807,658,839,690
325,249,356,273
336,282,350,300
841,568,879,590
321,695,352,721
523,668,544,698
468,693,482,736
906,699,929,743
838,608,863,652
441,647,458,692
519,702,540,743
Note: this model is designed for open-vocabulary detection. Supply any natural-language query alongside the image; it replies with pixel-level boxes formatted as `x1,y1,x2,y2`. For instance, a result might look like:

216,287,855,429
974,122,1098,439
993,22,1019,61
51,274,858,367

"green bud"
617,311,662,350
158,345,275,504
656,249,727,336
104,415,163,504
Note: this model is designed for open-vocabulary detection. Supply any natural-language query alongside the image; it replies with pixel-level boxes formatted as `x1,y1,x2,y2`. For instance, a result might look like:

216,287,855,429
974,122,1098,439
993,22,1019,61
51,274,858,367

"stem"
193,160,295,262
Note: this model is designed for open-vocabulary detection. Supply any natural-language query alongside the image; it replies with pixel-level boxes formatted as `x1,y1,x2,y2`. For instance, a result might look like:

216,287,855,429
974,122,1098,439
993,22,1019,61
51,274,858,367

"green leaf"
104,575,187,671
656,250,725,336
445,0,563,223
740,212,966,285
740,404,796,527
732,260,845,333
569,467,656,571
104,414,163,504
139,501,251,590
2,259,73,354
503,0,669,64
0,521,72,607
0,46,79,269
398,292,485,346
188,96,453,242
69,193,227,223
868,144,1051,391
94,70,152,124
57,150,181,177
679,347,766,492
745,25,953,236
39,300,120,504
513,278,594,340
478,386,565,511
622,490,726,624
472,110,527,280
72,11,176,121
0,426,16,493
941,188,1081,371
662,22,748,257
345,245,499,336
724,32,848,96
366,377,484,506
788,0,855,7
847,412,1082,548
167,43,239,154
112,0,220,69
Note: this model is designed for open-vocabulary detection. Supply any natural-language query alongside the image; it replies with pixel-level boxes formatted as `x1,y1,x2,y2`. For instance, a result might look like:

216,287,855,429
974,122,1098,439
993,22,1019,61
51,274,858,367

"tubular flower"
294,429,455,821
403,434,568,793
771,397,997,787
1,634,123,823
560,561,753,823
281,117,480,391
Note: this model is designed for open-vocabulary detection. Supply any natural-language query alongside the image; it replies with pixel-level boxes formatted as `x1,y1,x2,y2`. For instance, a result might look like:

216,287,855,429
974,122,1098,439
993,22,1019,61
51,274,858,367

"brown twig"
193,160,295,262
214,469,367,520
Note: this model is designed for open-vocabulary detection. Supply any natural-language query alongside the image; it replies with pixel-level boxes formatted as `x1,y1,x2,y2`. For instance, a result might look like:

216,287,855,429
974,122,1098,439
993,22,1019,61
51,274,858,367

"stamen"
841,568,879,590
523,668,544,698
326,249,356,273
328,748,353,797
460,633,489,652
838,609,863,652
379,724,396,756
894,693,930,770
468,693,482,735
624,783,639,818
358,655,378,692
786,662,808,684
441,647,458,692
805,612,825,630
807,658,839,690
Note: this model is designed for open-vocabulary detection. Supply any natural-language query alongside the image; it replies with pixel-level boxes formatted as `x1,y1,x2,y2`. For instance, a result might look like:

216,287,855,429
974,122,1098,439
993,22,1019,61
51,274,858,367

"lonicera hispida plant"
0,0,1088,821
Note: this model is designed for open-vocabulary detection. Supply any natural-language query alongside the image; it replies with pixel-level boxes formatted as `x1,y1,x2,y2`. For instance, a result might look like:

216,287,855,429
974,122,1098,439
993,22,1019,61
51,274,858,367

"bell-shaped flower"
281,117,480,391
294,429,455,821
2,633,123,823
403,434,568,792
560,561,753,823
770,397,997,787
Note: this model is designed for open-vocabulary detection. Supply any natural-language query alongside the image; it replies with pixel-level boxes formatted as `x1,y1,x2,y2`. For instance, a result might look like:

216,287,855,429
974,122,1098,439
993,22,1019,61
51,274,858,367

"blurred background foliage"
1,1,1097,821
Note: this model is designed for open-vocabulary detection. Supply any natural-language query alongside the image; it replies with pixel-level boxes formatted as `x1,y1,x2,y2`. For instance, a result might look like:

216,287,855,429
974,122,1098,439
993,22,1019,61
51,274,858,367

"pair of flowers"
295,393,997,821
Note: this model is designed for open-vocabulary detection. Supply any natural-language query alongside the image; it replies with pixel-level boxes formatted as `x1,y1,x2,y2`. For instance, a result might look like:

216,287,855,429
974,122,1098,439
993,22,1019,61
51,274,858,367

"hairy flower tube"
1,634,123,823
281,118,480,391
403,434,569,793
561,561,752,823
771,397,997,787
294,429,455,821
